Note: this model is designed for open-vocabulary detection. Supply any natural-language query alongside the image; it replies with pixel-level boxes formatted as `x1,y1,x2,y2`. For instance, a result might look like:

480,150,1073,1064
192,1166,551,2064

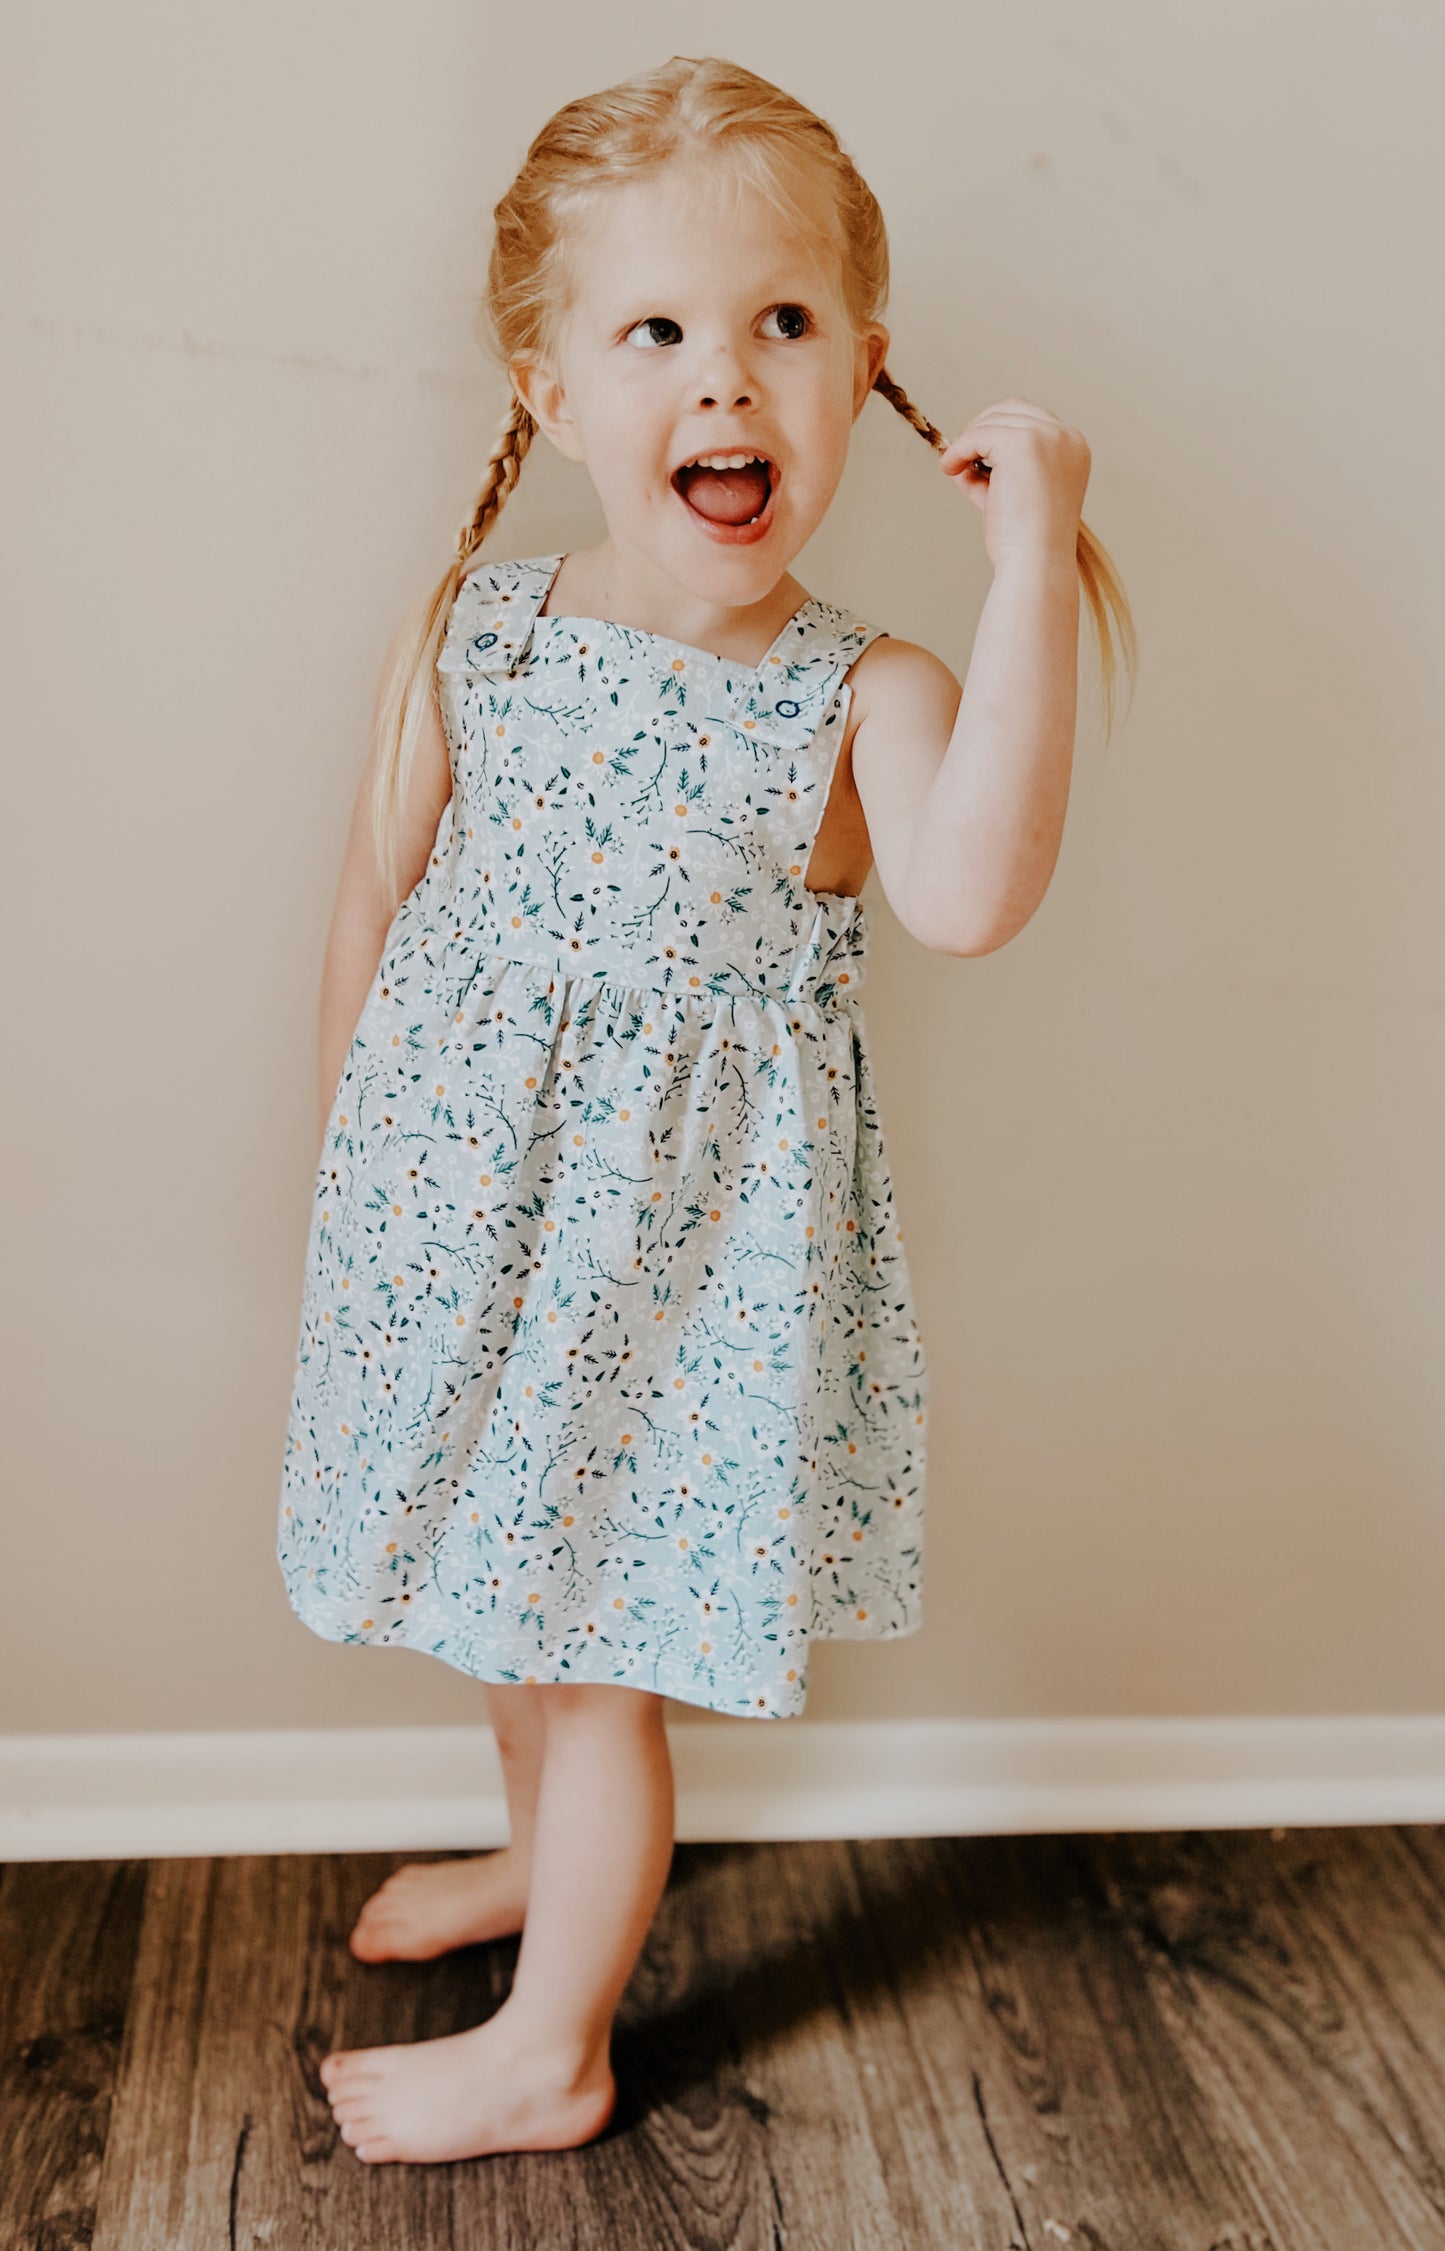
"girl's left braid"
873,364,1133,737
455,391,537,565
874,364,992,479
872,365,949,453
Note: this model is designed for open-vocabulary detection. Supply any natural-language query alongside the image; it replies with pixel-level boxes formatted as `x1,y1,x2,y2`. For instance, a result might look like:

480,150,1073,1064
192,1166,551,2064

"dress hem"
282,1583,923,1723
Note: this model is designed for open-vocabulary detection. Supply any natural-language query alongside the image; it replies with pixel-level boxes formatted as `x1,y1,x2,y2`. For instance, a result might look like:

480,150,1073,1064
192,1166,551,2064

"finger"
937,432,991,467
938,403,1062,463
935,422,1017,467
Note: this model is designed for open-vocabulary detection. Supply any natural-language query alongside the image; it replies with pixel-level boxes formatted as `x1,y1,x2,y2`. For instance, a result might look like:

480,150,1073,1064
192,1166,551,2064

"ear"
852,322,890,419
509,355,586,466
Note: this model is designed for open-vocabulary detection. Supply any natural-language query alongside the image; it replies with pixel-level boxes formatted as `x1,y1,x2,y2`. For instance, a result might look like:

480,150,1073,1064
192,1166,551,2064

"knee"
540,1683,668,1732
484,1682,544,1758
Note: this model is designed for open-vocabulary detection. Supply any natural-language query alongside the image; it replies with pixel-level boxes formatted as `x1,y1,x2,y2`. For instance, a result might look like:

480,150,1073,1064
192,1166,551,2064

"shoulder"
454,550,550,591
845,630,960,694
436,553,552,679
455,551,562,613
841,632,963,752
436,553,560,666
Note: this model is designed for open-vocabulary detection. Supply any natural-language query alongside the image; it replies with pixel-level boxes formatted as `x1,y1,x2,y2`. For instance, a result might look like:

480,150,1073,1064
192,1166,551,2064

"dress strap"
436,554,560,683
436,552,889,754
725,596,889,748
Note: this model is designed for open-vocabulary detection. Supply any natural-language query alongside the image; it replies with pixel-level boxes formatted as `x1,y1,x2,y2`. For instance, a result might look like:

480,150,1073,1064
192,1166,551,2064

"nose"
692,333,755,411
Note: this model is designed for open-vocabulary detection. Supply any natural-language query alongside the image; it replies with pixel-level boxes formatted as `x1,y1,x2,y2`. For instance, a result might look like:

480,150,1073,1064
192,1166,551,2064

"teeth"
683,453,767,472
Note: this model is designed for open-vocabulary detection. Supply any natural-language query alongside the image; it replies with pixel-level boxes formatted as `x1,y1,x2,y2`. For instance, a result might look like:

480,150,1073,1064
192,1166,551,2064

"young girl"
279,54,1132,2166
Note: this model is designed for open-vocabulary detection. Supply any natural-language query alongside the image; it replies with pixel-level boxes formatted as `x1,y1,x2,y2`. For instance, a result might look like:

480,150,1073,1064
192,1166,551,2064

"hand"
938,396,1091,573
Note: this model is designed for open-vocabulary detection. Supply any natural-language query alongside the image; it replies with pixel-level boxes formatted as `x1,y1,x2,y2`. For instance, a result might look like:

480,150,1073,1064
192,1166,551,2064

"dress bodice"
423,552,890,1009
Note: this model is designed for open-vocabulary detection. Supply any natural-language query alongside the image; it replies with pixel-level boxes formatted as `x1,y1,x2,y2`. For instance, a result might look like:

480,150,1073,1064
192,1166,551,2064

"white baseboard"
3,1715,1444,1863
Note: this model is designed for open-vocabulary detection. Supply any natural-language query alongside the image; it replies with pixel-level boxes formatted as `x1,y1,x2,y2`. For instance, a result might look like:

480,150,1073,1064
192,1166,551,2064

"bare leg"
348,1682,543,1961
501,1683,675,2068
320,1683,674,2163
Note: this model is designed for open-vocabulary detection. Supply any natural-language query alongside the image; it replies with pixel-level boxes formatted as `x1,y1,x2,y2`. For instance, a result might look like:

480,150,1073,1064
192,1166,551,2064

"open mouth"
670,450,778,543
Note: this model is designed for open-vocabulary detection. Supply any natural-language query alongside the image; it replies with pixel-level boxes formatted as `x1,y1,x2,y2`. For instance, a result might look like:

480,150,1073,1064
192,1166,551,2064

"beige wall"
6,0,1442,1736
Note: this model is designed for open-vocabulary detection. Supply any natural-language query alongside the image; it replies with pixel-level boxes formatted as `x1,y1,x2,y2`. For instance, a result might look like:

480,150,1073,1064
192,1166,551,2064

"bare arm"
852,395,1089,957
850,551,1080,956
315,623,454,1154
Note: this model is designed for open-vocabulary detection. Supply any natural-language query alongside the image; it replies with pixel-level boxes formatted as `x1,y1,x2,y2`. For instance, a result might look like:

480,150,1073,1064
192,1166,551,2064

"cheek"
790,397,853,485
582,393,661,493
796,363,855,445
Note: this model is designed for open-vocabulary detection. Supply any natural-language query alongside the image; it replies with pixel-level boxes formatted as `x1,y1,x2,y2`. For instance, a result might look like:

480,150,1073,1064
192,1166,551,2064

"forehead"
564,159,843,311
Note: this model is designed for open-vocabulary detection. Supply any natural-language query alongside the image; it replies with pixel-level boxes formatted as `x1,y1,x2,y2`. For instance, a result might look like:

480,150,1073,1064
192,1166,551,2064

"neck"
541,539,810,666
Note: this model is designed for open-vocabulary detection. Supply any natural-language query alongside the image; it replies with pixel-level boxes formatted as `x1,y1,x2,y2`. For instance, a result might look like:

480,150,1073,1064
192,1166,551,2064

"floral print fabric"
277,552,927,1719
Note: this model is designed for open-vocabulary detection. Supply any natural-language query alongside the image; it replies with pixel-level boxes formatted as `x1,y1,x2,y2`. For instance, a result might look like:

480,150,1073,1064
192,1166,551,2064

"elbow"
898,911,1008,957
888,861,1023,957
897,880,1048,956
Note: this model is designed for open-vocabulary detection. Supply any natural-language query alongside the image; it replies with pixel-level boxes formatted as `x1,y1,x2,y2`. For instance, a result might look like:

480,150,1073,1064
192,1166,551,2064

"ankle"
498,2011,612,2095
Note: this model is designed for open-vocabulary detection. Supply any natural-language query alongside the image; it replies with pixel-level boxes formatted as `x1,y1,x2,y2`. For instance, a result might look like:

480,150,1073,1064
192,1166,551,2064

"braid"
872,363,1136,744
366,56,1135,916
872,364,951,455
455,390,537,566
368,390,539,918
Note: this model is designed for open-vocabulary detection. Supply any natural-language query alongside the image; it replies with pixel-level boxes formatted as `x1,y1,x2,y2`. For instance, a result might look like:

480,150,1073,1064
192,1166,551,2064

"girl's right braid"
455,390,537,566
370,392,539,918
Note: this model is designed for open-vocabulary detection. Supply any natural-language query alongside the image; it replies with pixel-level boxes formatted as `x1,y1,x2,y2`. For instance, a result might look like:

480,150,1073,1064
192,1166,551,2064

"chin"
668,501,816,599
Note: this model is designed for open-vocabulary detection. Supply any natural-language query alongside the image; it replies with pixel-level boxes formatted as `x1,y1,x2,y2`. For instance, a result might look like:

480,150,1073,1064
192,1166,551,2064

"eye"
624,315,681,349
760,303,812,341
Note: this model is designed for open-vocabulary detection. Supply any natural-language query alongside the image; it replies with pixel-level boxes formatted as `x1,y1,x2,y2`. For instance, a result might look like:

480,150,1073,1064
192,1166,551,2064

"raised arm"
851,395,1090,957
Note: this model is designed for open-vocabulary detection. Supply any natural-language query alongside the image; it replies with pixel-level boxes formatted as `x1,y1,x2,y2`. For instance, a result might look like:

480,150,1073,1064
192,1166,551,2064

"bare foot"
319,2014,617,2163
349,1849,530,1962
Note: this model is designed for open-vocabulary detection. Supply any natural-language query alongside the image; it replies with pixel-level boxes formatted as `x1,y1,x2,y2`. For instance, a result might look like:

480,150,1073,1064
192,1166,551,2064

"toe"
322,2053,378,2096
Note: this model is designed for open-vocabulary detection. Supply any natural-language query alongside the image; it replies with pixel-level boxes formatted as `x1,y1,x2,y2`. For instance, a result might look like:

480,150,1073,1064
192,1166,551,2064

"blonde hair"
370,53,1137,915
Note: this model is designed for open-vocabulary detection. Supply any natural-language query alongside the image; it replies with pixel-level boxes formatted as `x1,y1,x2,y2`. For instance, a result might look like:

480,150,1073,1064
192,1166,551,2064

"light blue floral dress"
277,552,927,1719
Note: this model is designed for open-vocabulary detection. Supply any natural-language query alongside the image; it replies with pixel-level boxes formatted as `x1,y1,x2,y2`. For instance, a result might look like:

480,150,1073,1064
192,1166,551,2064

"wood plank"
15,1823,1445,2248
93,1852,456,2248
0,1857,147,2251
1231,1827,1445,2223
988,1830,1278,2241
844,1830,1254,2249
590,1839,791,2251
686,1838,904,2250
815,1834,1026,2248
1089,1826,1445,2247
85,1856,215,2249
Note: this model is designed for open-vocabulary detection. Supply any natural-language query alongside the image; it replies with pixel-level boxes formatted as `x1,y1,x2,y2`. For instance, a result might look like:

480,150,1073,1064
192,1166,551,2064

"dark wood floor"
5,1824,1445,2248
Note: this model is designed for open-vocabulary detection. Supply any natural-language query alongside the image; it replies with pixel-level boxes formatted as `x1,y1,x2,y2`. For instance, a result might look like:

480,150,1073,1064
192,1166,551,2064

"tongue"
677,461,770,525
